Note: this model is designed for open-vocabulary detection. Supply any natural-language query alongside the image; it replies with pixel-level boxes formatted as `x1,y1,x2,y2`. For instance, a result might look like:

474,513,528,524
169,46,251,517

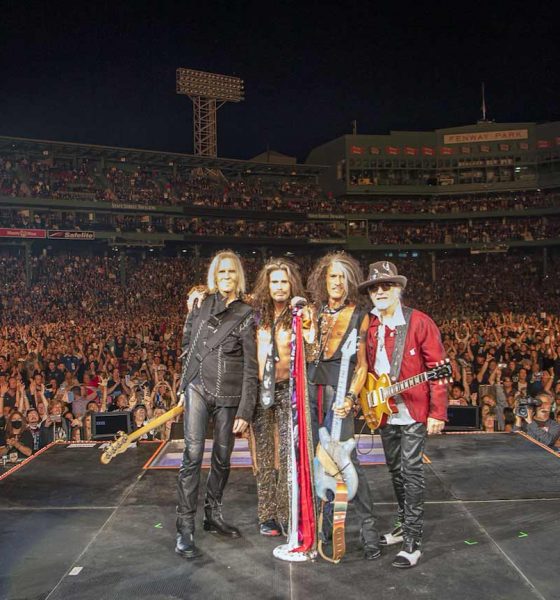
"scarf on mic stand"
273,305,317,560
290,306,317,554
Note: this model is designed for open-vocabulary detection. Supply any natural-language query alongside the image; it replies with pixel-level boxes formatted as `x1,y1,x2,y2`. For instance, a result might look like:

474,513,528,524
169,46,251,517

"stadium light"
176,68,244,158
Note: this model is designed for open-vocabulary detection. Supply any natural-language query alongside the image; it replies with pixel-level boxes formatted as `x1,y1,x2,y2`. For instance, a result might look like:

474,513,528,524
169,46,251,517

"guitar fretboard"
384,372,428,398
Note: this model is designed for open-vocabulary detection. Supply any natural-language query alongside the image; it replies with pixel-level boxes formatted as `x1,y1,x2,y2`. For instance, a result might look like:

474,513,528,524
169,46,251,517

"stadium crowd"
1,249,560,461
369,217,560,245
2,154,559,216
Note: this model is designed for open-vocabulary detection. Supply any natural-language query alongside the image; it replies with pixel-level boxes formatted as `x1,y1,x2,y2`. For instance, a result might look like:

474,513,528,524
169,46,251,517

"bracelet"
347,391,358,405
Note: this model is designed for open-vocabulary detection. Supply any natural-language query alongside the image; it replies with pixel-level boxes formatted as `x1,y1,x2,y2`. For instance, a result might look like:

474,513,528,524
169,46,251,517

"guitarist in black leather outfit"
175,251,258,559
307,252,381,561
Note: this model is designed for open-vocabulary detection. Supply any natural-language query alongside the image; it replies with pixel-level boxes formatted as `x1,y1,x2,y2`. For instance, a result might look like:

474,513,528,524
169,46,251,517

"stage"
1,433,559,600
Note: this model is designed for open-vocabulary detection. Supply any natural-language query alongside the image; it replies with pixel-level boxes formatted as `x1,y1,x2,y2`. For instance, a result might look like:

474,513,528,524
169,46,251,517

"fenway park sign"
443,129,528,144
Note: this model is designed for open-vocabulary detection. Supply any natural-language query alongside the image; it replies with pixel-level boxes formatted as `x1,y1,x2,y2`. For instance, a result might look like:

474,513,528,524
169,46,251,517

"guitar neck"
126,404,183,444
384,372,428,398
327,327,358,442
330,358,351,442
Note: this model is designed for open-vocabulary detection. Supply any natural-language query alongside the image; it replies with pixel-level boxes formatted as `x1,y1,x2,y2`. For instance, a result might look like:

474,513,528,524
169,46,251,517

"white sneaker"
379,523,404,546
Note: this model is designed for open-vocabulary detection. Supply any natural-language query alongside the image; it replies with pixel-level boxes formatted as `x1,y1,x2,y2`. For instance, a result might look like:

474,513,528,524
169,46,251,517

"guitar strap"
388,306,413,402
318,481,349,564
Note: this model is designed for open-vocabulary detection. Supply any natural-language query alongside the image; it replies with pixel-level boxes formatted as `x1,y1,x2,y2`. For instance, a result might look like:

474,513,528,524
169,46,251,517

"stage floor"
146,434,408,470
1,433,559,600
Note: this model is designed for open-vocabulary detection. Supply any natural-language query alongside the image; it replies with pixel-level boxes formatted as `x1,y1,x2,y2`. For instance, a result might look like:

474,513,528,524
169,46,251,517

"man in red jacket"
359,261,447,568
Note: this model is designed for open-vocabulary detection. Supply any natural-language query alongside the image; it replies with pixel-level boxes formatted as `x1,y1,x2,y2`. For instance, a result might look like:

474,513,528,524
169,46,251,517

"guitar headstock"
427,358,452,384
100,431,130,464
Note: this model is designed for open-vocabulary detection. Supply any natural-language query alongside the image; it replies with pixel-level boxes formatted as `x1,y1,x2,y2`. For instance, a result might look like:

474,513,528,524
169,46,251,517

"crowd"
341,192,559,214
2,154,559,218
2,248,560,462
369,217,560,245
0,209,346,239
4,209,560,247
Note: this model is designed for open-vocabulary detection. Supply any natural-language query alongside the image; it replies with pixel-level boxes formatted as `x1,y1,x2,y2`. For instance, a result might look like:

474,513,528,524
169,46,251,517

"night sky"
1,0,559,161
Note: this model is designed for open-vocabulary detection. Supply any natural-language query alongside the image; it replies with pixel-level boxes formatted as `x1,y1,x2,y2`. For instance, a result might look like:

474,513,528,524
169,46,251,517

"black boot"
175,516,200,559
360,519,381,561
203,501,241,538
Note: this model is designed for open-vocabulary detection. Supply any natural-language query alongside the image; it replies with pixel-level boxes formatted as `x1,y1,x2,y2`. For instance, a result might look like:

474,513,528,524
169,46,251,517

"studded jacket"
179,293,258,422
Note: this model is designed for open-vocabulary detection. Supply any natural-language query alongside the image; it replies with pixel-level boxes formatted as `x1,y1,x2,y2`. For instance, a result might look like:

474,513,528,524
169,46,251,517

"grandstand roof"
0,135,325,178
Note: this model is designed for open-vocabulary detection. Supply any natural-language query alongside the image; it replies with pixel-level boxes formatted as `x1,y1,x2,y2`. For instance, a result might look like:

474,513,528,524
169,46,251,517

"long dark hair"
307,252,364,309
251,258,305,330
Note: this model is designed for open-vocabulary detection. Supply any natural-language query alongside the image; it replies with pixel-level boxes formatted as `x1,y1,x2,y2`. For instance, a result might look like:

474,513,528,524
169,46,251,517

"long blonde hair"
206,250,246,296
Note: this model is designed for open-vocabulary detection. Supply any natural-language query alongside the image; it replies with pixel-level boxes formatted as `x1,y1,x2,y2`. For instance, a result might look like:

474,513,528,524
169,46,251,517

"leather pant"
176,380,237,530
309,383,379,545
380,422,426,543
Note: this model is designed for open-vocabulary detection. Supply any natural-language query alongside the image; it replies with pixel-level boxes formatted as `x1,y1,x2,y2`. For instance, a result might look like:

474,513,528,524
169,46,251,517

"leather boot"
175,516,200,559
203,501,241,538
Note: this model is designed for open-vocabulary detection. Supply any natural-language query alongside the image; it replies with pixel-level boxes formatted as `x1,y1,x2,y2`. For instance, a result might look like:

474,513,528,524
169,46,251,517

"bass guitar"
359,359,451,432
314,328,359,502
100,404,183,464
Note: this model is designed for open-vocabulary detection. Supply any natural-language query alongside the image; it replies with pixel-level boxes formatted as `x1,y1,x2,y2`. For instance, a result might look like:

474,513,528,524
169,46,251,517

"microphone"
291,296,308,309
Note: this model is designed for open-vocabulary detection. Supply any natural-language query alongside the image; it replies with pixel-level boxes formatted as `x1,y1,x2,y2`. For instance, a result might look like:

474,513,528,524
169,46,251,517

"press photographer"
513,392,560,449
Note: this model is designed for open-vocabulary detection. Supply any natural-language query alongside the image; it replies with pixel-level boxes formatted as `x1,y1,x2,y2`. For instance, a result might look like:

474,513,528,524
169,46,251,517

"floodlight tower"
176,68,244,158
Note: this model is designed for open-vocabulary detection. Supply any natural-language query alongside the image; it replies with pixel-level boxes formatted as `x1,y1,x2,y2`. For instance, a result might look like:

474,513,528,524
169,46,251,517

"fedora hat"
358,261,407,293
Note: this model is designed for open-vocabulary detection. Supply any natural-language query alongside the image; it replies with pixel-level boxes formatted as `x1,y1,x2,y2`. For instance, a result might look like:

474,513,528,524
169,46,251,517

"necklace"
313,305,345,365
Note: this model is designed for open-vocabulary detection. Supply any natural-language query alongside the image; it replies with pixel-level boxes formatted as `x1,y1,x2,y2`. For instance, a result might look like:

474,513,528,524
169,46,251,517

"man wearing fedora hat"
358,261,447,568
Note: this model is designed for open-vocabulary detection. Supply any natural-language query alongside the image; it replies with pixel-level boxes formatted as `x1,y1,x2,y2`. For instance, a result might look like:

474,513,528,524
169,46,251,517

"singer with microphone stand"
250,259,314,537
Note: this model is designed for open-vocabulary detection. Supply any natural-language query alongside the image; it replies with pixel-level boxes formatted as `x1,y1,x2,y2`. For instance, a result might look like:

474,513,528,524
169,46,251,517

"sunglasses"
369,282,395,292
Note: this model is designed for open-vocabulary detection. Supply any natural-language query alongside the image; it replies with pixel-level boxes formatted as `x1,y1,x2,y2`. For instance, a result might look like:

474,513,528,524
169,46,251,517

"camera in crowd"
514,395,542,419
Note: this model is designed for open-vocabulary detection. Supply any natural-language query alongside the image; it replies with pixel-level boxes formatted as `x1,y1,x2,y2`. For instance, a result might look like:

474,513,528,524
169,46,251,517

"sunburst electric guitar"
359,359,451,432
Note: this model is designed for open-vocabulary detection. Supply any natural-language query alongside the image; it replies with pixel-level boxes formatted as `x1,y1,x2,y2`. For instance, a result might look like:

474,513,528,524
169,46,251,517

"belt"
259,379,290,392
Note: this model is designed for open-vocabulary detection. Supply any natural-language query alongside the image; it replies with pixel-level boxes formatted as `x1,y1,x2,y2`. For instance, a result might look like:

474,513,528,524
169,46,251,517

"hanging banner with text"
0,228,46,239
47,230,95,240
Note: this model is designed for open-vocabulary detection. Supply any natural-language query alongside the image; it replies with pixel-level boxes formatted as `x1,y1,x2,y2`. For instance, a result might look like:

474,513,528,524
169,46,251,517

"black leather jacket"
179,293,257,422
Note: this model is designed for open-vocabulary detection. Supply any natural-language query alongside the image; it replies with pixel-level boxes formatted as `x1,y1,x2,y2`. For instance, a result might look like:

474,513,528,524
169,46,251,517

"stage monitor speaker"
91,411,132,440
170,421,184,440
444,406,480,431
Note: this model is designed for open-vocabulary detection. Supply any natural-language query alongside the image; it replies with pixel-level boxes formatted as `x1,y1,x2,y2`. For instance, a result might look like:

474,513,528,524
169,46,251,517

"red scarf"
292,312,316,553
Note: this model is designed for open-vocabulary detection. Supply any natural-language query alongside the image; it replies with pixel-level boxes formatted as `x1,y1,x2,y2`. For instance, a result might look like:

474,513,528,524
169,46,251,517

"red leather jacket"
366,307,448,424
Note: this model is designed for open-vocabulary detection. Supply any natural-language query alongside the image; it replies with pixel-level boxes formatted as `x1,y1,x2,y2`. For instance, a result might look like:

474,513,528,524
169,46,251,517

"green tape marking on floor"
154,523,163,528
517,531,528,538
464,540,478,545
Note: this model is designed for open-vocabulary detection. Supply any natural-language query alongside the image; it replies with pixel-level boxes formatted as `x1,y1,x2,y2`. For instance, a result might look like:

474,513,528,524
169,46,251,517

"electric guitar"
314,328,359,502
359,359,451,432
100,404,183,464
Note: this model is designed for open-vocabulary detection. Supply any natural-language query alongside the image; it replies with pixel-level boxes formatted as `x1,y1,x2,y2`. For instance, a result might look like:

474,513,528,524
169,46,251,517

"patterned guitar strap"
318,479,349,564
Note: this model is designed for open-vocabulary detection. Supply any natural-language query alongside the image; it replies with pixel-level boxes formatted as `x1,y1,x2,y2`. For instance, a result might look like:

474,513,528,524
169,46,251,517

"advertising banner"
47,230,95,240
0,228,46,239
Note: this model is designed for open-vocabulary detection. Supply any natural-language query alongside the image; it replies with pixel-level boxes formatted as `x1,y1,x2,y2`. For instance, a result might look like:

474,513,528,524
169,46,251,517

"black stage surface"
1,433,559,600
